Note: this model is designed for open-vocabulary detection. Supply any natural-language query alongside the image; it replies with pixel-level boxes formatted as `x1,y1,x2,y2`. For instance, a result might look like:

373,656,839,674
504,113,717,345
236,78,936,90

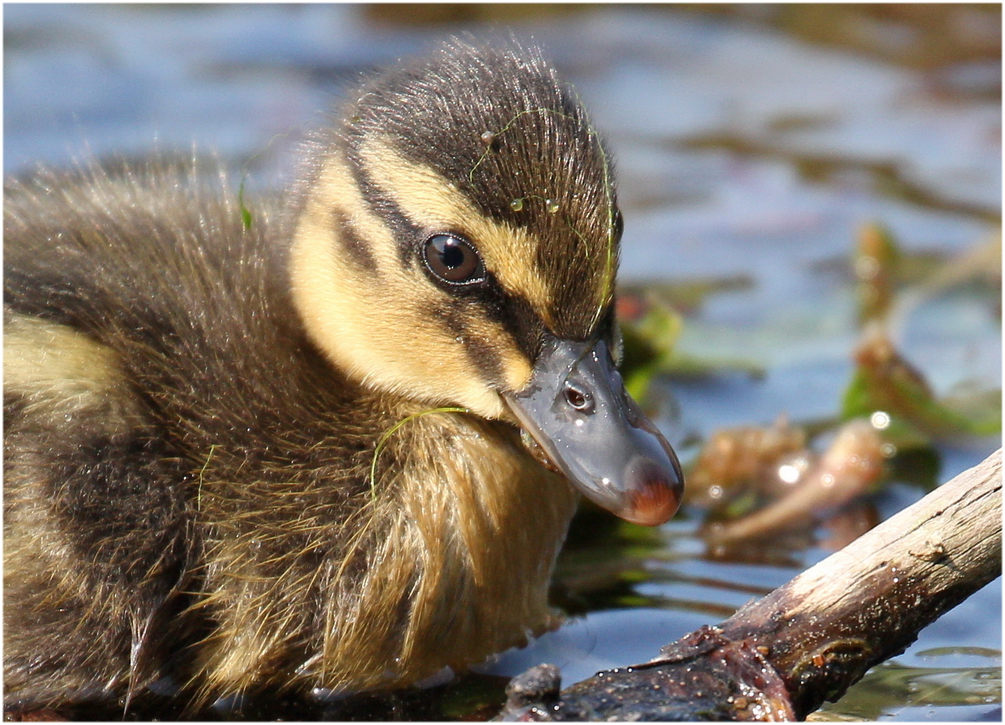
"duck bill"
505,335,684,526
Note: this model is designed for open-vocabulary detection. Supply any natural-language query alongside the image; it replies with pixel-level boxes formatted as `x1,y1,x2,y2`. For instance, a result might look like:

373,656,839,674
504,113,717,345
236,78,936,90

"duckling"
3,38,684,711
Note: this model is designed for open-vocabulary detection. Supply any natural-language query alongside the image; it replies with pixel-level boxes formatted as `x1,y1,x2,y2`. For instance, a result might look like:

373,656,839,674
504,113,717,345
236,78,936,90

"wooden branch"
499,449,1002,721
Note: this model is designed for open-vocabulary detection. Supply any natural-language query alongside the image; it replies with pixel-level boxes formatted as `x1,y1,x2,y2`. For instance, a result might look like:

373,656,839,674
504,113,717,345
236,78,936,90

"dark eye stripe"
428,298,507,387
330,210,378,273
344,146,424,268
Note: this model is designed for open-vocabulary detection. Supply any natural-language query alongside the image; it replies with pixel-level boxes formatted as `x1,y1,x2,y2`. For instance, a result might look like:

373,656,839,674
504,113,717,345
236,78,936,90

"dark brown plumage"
4,38,682,712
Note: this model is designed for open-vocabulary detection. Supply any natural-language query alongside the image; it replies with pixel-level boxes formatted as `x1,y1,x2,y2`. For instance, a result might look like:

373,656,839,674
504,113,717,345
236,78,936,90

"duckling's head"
290,38,683,525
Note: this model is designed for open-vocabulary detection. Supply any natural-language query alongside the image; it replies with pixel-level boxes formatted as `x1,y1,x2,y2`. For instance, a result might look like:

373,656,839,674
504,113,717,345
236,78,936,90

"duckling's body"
4,40,681,710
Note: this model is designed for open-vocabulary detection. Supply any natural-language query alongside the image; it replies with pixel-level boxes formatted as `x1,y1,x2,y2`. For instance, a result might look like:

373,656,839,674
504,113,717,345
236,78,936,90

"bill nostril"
563,381,594,413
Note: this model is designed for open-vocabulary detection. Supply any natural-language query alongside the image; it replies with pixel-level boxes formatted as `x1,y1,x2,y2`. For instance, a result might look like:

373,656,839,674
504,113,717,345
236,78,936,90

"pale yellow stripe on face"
292,153,465,400
361,139,555,331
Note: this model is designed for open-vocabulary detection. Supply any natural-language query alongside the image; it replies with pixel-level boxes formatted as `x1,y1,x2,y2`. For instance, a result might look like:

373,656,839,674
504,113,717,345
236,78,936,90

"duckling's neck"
191,371,578,695
325,409,578,688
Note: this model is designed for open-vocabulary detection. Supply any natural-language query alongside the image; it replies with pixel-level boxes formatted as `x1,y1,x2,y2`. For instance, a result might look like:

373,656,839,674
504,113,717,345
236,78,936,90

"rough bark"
499,449,1002,721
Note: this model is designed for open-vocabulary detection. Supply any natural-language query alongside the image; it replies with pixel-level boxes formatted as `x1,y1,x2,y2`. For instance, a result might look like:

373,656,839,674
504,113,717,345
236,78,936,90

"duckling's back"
4,161,369,706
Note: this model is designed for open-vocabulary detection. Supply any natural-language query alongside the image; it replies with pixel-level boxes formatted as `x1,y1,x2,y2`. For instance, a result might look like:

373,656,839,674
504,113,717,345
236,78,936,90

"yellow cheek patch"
499,349,533,394
290,150,531,417
362,139,556,331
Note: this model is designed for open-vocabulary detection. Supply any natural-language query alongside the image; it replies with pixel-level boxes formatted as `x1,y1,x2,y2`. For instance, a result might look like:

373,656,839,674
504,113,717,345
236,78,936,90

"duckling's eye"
423,234,485,285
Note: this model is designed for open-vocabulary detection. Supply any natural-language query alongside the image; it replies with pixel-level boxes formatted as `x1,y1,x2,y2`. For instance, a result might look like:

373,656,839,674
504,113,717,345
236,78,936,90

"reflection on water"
4,4,1000,720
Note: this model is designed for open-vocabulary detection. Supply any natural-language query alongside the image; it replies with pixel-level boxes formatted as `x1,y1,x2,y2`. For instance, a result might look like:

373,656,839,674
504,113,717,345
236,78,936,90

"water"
4,5,1000,720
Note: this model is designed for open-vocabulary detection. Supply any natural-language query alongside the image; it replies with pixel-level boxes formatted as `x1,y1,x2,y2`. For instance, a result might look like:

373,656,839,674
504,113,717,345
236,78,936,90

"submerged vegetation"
618,221,1000,543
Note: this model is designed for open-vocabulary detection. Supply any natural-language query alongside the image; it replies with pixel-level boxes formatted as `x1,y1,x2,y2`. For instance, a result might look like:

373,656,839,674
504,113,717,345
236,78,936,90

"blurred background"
5,4,1001,720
